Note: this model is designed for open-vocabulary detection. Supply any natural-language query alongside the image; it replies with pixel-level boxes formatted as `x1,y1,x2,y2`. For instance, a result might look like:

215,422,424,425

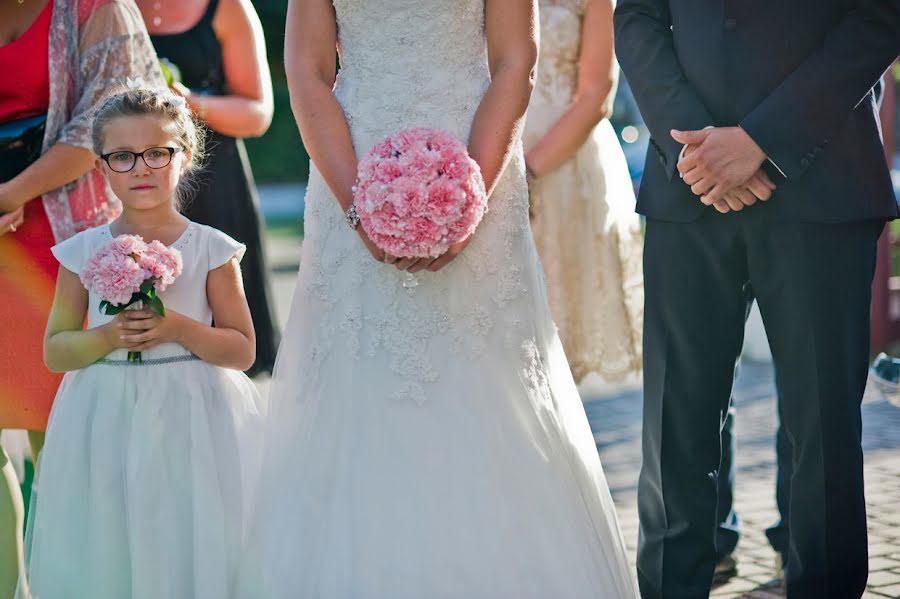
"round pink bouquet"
353,128,488,260
80,234,183,362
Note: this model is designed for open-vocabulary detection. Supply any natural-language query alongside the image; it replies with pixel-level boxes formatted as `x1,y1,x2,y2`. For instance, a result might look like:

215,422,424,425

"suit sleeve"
740,0,900,181
613,0,716,181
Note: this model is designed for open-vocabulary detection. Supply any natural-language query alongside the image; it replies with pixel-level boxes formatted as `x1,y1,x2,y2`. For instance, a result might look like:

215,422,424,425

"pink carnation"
80,233,184,305
139,240,184,292
354,128,488,259
81,250,146,305
109,234,147,257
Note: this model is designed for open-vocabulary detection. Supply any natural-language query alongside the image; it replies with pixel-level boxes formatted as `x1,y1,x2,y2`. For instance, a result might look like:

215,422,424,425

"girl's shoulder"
187,222,247,272
50,224,110,275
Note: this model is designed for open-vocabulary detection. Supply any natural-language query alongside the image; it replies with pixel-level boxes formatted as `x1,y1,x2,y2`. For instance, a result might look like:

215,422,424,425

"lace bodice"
332,0,490,156
534,0,586,108
289,0,546,405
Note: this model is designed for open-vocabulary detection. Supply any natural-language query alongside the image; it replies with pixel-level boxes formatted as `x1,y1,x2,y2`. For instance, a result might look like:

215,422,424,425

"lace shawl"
42,0,164,242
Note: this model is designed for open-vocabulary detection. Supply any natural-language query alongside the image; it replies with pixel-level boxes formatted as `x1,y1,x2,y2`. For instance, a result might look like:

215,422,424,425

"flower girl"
21,85,264,598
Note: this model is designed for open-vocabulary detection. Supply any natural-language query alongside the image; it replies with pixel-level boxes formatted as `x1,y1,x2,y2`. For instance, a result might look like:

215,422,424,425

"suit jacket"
614,0,900,223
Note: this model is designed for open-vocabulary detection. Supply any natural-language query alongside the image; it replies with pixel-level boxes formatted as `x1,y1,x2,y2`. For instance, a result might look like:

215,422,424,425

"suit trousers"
636,204,883,599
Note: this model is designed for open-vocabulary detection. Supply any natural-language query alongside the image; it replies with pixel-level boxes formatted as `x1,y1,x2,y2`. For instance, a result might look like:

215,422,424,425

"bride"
238,1,638,596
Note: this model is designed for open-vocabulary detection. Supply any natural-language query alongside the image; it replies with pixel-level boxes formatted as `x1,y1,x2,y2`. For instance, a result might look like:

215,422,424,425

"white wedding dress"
239,1,637,597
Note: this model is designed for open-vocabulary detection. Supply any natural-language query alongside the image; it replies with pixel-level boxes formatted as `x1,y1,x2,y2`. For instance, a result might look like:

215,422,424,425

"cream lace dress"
524,0,644,384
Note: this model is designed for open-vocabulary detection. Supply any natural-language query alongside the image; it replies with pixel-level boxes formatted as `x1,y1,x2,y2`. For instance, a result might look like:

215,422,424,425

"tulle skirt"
22,357,264,599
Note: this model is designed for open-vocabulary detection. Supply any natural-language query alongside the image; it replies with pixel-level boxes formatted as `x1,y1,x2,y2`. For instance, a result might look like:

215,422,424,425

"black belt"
0,114,46,183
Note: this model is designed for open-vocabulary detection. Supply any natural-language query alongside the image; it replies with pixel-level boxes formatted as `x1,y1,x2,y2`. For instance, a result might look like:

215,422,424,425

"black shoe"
713,554,739,586
870,352,900,406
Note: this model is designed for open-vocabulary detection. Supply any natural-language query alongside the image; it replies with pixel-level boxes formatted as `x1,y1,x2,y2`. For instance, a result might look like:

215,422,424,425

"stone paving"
583,362,900,599
262,233,900,598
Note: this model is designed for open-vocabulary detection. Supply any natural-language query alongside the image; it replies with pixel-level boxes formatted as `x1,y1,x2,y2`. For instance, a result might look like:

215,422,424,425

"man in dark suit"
613,2,900,597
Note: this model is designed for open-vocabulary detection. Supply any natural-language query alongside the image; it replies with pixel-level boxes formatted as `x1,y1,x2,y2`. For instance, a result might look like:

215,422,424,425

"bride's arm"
524,0,618,178
285,0,385,261
421,0,538,273
285,0,357,211
468,0,540,196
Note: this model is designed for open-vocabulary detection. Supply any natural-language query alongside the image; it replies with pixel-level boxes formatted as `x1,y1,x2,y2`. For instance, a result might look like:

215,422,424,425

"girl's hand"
99,312,144,350
117,308,184,352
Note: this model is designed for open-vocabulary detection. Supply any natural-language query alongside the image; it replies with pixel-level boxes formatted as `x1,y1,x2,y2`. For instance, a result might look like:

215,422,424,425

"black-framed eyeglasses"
100,146,182,173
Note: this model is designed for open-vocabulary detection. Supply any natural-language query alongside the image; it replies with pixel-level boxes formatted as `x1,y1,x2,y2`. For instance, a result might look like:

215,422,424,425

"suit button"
724,18,737,31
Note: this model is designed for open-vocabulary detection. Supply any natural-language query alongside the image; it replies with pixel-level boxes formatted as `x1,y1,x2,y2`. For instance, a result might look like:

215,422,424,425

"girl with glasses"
22,86,264,598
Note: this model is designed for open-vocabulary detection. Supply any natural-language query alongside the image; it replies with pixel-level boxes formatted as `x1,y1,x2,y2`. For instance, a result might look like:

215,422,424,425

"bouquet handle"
126,301,144,364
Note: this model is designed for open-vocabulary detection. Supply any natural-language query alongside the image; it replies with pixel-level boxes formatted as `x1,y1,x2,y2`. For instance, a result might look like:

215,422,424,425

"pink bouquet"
80,234,183,363
353,128,488,289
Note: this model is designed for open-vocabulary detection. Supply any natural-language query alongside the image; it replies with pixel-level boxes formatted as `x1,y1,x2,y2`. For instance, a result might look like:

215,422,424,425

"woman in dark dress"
139,0,279,377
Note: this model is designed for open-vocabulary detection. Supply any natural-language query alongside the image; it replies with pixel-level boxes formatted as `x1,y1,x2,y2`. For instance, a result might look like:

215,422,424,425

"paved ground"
259,229,900,599
583,362,900,599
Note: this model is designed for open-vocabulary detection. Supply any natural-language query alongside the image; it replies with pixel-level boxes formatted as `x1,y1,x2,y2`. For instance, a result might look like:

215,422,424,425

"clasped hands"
671,127,776,213
356,226,470,273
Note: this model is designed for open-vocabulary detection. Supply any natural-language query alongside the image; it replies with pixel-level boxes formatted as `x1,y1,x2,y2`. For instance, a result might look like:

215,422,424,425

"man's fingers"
746,177,772,201
733,188,758,207
701,184,727,205
682,168,705,186
691,178,715,198
671,129,710,146
676,150,701,176
756,170,777,190
723,194,744,212
712,200,731,214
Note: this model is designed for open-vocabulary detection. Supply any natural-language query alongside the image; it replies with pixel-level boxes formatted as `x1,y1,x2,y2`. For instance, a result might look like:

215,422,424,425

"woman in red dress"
0,0,162,593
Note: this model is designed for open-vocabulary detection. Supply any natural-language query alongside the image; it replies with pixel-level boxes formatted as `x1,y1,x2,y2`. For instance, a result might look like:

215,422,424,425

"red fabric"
0,1,52,122
0,2,60,431
0,201,63,431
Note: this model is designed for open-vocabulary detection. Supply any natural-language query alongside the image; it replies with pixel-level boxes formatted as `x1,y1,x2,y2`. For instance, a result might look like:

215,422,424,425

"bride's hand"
356,227,386,263
424,235,473,272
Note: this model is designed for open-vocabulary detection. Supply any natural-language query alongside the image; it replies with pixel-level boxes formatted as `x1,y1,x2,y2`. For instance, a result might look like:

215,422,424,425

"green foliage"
245,85,310,182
